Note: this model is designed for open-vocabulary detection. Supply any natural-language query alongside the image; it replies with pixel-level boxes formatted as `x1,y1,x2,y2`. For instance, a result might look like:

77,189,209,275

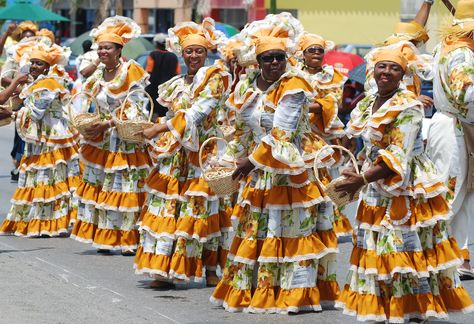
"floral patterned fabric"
133,65,232,282
210,68,340,314
0,73,81,237
70,60,151,251
336,89,474,322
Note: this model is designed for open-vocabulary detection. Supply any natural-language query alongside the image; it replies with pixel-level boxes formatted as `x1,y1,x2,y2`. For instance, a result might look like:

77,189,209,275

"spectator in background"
76,39,99,81
145,33,180,119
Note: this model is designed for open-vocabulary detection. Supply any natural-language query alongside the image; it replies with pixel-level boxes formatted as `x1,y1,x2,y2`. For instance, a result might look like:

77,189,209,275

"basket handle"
313,145,360,184
199,136,236,181
67,92,100,115
119,88,154,122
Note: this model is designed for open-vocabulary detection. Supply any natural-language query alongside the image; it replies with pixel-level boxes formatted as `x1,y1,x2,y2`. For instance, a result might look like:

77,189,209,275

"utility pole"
270,0,277,14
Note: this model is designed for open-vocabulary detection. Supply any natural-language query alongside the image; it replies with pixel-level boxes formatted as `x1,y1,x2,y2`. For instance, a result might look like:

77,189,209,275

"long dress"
0,71,81,236
301,63,354,237
336,89,474,322
133,65,232,281
211,68,340,314
70,60,151,251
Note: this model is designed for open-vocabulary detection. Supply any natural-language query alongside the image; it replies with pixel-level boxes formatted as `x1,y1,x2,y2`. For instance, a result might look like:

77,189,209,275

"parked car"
135,50,221,75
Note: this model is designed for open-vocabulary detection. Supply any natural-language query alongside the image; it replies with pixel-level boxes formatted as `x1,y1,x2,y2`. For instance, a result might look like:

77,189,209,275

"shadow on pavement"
0,247,55,253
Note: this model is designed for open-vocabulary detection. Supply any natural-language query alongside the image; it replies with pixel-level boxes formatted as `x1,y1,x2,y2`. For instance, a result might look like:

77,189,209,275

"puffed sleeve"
249,90,307,174
445,49,474,120
166,72,225,151
372,105,424,193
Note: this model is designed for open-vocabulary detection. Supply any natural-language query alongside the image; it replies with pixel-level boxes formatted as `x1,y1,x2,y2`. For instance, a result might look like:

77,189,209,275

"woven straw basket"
67,92,101,136
0,69,25,112
115,89,154,144
314,145,362,206
199,137,239,196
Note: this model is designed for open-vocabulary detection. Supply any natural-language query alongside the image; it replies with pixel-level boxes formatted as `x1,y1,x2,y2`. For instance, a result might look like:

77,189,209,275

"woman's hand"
232,157,254,180
334,169,364,199
417,95,433,110
136,123,169,140
12,73,28,86
0,107,12,120
83,120,112,139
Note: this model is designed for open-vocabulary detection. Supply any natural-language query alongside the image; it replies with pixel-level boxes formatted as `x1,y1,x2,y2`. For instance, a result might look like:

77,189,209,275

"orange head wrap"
219,37,244,61
296,33,334,53
373,48,408,72
167,17,222,54
12,21,38,41
37,28,55,44
91,15,141,47
30,44,69,66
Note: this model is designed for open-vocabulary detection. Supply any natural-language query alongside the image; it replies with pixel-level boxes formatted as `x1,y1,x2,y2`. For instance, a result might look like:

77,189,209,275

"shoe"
121,249,136,256
458,267,474,280
206,273,220,287
97,249,111,254
149,280,174,289
10,169,19,182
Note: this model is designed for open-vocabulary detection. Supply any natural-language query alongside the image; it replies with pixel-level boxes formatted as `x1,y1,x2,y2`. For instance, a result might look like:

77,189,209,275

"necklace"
376,87,399,99
260,73,275,84
105,61,121,73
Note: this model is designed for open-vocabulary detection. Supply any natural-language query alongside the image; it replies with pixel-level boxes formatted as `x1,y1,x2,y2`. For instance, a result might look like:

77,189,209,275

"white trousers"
424,113,474,254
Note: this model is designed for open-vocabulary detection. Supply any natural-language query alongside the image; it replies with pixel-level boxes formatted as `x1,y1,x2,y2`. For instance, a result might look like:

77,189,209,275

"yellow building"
266,0,458,51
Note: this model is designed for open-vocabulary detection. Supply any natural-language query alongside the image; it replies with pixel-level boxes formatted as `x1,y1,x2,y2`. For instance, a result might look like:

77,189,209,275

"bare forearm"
0,80,20,104
0,32,9,57
80,64,97,78
413,2,432,27
363,162,395,183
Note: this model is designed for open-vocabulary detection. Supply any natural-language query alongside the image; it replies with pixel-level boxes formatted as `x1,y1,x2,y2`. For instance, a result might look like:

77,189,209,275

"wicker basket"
115,89,154,144
314,145,362,206
234,46,257,67
0,69,24,111
67,92,101,136
199,137,239,196
218,124,236,142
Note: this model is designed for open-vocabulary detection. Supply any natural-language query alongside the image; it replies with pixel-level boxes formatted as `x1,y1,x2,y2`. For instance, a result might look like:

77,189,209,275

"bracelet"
424,0,434,5
361,172,369,185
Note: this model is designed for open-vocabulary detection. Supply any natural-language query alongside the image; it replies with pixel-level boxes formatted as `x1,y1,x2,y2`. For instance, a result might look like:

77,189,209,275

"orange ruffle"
146,169,180,197
70,219,97,242
0,216,69,237
218,247,229,270
424,237,463,271
251,141,305,173
389,292,447,320
338,284,387,319
219,285,252,310
275,287,322,312
357,196,450,228
240,180,324,209
350,246,428,277
12,181,70,203
439,286,474,312
169,253,203,280
80,144,150,170
93,228,139,249
211,281,233,304
75,182,101,203
181,177,215,197
97,190,146,211
138,212,176,238
318,279,340,302
203,248,218,268
134,246,172,275
175,212,220,241
20,145,79,170
334,216,353,237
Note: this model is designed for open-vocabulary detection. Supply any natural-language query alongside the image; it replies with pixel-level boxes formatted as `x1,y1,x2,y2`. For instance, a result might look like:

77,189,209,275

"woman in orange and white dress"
211,13,340,314
335,48,474,322
0,43,81,237
296,32,353,238
70,16,151,255
133,18,232,287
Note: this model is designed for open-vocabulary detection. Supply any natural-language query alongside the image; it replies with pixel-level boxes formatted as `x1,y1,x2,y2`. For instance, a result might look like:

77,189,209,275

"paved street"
0,124,474,324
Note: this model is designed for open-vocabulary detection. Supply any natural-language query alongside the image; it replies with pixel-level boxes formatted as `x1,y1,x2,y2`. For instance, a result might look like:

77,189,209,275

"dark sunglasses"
305,47,325,54
260,53,287,63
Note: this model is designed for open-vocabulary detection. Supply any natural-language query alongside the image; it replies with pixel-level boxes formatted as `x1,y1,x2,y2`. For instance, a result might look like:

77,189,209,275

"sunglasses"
260,53,287,63
305,47,325,54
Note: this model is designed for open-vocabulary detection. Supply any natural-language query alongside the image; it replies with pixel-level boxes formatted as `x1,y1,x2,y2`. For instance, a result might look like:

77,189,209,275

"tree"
94,0,109,27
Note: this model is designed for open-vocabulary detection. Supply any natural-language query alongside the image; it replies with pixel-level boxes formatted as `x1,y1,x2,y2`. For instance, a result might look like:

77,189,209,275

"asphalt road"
0,123,474,324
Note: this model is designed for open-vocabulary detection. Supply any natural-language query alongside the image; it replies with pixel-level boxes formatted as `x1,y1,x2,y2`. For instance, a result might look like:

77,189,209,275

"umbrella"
0,1,69,22
348,63,366,85
215,22,239,37
323,50,365,76
68,32,154,60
